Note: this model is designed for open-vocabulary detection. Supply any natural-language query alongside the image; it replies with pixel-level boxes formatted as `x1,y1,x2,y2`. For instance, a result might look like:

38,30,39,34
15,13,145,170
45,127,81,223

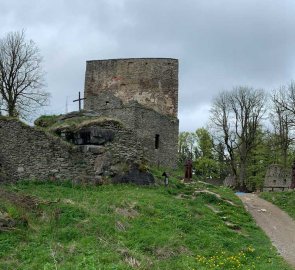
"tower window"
105,101,109,105
155,134,160,149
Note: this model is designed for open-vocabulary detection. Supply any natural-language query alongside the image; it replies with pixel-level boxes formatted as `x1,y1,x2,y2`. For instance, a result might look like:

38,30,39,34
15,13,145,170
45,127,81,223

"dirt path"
237,193,295,268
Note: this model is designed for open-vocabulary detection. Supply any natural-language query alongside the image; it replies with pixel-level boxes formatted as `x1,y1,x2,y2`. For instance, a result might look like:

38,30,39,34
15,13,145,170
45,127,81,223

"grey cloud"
0,0,295,131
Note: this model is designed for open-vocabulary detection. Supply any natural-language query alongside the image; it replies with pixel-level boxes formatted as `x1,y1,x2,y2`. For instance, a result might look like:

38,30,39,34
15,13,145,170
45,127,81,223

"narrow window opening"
273,179,276,184
284,179,287,184
105,101,109,105
155,134,160,149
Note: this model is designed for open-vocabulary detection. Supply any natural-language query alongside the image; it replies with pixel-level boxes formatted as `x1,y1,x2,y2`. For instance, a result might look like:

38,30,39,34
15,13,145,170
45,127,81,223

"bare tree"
273,82,295,117
0,30,49,119
210,86,266,190
210,91,238,179
271,86,295,167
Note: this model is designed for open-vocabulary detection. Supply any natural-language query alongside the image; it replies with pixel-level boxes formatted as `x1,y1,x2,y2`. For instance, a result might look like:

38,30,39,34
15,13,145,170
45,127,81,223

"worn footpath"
238,193,295,268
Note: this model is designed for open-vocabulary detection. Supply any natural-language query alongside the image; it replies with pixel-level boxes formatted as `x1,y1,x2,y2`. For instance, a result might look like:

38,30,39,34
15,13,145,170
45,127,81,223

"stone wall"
83,58,179,168
79,106,178,168
133,106,178,168
0,118,95,183
0,118,151,184
263,164,291,191
84,58,178,117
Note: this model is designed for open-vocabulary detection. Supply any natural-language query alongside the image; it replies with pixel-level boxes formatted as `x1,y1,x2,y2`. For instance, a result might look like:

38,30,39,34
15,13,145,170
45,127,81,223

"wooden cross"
73,91,86,111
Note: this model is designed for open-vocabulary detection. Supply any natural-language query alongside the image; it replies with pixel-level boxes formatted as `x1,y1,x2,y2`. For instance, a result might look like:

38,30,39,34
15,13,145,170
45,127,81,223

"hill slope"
0,181,292,270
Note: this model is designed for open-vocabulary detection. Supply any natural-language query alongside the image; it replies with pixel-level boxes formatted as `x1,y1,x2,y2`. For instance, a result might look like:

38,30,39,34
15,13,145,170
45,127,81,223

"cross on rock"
73,91,86,111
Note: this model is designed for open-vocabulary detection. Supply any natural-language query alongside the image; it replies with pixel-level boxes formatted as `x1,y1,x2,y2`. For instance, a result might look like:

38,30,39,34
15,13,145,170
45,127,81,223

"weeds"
0,181,292,269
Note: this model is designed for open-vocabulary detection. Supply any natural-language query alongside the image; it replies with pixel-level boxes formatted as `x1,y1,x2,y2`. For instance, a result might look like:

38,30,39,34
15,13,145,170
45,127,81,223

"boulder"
112,165,154,185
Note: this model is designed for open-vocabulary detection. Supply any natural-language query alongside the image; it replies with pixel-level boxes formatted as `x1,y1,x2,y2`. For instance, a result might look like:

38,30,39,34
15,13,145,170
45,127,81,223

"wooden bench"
263,186,290,192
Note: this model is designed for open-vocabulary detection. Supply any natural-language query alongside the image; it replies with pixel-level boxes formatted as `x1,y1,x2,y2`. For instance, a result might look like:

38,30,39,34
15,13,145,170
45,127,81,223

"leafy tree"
247,129,272,190
0,30,49,119
195,128,214,158
178,131,197,164
194,128,216,179
195,157,220,179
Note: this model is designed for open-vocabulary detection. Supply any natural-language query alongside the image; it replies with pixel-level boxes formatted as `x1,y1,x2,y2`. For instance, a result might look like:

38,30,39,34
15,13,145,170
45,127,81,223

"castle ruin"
0,58,179,184
83,58,179,168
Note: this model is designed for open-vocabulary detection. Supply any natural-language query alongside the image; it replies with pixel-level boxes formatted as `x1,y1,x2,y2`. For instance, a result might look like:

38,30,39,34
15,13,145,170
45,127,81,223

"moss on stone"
34,115,60,128
49,116,124,133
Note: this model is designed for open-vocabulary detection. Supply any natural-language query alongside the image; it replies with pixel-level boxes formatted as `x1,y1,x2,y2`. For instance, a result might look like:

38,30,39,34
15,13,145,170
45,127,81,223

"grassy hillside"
0,180,292,270
260,191,295,220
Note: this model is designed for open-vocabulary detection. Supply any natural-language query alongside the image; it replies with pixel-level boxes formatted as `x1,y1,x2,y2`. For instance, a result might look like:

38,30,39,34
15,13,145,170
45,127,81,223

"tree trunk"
239,159,247,191
8,102,16,117
8,106,14,117
282,148,288,169
239,141,248,191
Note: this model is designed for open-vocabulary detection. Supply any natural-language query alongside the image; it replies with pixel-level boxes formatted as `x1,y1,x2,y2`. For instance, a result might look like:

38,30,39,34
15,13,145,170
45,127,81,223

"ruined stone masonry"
84,58,179,168
263,164,291,191
84,58,178,117
0,117,153,185
0,57,179,184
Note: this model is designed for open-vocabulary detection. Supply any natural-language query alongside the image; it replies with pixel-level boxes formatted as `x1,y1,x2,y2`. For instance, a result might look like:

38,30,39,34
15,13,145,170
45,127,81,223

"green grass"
260,191,295,220
0,180,292,270
34,115,60,128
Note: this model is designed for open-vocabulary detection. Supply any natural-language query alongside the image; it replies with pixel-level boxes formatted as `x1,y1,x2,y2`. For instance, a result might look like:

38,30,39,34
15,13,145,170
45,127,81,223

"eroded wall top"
84,58,178,117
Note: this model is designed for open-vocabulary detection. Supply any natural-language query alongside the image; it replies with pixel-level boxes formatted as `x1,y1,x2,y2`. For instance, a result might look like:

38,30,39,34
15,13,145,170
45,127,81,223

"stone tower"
84,58,179,168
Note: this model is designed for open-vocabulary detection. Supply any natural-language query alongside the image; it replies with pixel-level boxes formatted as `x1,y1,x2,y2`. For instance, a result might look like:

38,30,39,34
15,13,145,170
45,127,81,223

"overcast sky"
1,0,295,131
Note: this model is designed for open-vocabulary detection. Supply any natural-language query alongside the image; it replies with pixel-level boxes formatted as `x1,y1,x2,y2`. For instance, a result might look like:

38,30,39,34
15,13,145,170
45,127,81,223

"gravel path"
237,193,295,268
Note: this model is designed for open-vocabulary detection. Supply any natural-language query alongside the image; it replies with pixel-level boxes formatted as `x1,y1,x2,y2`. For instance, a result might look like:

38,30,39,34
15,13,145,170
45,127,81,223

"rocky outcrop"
112,164,154,185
